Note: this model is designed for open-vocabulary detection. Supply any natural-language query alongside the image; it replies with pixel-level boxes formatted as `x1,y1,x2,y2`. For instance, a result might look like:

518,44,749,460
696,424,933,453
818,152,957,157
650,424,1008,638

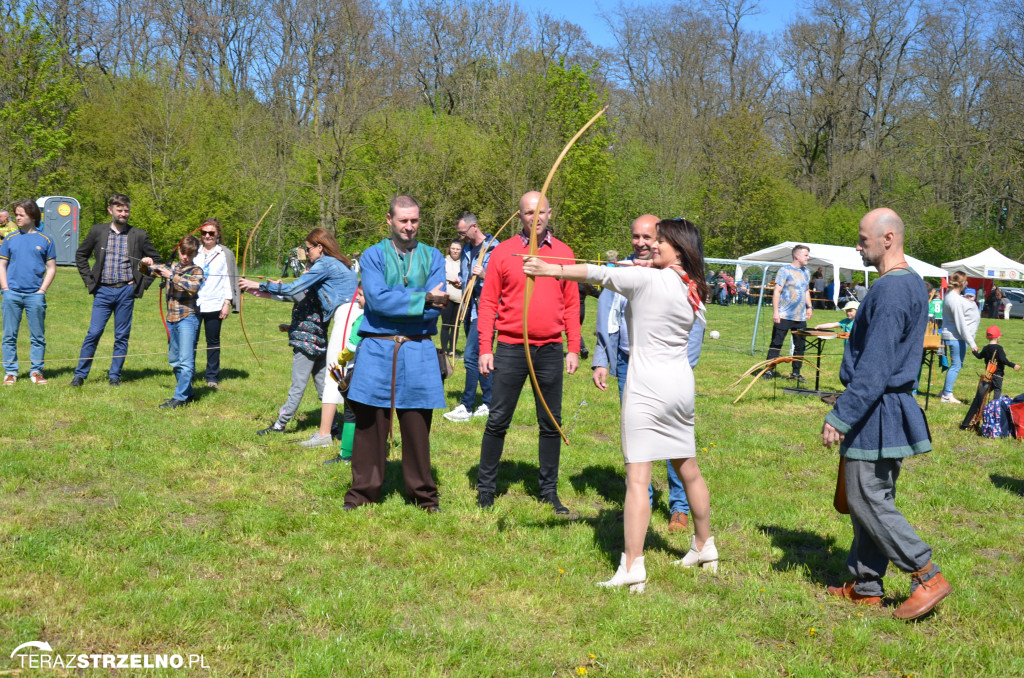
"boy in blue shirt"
0,200,57,385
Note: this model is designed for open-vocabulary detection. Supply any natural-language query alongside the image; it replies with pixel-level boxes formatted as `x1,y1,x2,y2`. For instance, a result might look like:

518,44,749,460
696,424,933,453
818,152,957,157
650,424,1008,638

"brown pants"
344,400,437,509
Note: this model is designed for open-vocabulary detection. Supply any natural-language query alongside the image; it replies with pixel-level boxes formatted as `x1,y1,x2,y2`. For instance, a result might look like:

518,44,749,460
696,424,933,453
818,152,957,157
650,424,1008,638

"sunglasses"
200,230,217,235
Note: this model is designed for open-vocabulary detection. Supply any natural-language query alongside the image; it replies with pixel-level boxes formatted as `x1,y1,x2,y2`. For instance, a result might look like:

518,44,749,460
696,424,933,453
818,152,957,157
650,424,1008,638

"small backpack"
980,396,1013,438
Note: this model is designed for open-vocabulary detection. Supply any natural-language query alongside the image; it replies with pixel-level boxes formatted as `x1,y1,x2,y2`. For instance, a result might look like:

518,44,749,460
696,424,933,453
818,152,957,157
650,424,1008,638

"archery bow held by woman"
522,218,717,592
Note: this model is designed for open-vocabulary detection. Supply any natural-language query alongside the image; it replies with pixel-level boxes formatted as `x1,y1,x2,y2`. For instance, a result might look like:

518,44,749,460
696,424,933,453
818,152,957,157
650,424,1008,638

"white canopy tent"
941,247,1024,282
737,241,947,304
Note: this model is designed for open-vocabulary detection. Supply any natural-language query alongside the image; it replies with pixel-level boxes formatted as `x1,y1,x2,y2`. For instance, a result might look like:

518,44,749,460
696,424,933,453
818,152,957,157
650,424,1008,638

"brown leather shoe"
668,512,689,532
826,581,882,607
893,566,951,620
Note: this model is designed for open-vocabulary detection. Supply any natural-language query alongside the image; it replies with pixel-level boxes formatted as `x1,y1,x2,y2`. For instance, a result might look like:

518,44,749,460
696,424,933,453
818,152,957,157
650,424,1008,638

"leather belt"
365,334,432,442
100,281,133,288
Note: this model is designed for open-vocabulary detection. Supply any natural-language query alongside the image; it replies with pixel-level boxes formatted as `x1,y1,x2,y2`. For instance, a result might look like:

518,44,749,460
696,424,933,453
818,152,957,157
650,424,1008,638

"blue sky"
515,0,800,47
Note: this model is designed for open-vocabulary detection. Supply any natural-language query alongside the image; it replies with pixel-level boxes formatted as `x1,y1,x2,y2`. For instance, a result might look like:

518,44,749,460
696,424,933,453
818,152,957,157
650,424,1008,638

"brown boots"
892,563,952,620
827,581,882,607
828,562,951,620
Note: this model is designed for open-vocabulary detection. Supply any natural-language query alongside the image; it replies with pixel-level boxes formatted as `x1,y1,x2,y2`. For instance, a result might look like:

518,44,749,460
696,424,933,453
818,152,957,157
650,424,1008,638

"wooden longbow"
524,105,609,446
239,204,275,367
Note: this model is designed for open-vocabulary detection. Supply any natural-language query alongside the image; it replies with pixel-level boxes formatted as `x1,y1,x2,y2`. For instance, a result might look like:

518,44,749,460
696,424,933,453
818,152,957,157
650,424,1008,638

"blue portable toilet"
36,196,80,266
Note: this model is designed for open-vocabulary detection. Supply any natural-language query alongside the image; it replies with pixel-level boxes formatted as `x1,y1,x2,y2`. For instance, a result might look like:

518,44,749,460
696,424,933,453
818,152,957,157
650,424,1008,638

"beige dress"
586,264,699,462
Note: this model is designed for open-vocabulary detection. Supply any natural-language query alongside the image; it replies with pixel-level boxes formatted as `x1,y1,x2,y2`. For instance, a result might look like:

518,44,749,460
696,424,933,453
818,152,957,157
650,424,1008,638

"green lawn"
2,268,1023,676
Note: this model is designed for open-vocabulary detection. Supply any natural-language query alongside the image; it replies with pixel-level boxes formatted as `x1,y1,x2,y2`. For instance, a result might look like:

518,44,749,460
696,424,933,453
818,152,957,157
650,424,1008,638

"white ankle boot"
597,553,647,593
672,535,718,572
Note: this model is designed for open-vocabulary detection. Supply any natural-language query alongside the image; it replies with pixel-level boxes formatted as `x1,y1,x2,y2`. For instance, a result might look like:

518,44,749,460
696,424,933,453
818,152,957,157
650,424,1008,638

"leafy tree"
0,4,79,203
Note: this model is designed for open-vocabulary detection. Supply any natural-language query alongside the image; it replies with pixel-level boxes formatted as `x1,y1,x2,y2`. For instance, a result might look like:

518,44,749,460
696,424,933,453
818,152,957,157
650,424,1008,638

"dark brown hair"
13,199,40,225
306,228,352,268
656,218,710,302
179,235,200,258
108,193,130,208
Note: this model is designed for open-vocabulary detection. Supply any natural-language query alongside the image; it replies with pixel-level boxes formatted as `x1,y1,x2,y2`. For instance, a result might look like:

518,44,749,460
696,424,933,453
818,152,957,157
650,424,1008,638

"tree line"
2,0,1023,267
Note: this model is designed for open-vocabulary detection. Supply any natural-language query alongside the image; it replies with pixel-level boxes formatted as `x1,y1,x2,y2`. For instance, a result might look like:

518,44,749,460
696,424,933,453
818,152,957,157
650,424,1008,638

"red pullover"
478,231,581,355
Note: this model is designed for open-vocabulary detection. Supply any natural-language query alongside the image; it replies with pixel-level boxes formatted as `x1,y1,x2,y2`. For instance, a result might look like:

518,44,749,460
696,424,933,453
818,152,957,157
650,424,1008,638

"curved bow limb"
240,204,275,367
451,210,519,363
524,105,609,446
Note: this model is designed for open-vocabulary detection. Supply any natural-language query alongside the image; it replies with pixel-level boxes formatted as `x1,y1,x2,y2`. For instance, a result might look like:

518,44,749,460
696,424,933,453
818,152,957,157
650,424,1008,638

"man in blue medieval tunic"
822,207,951,620
343,195,447,512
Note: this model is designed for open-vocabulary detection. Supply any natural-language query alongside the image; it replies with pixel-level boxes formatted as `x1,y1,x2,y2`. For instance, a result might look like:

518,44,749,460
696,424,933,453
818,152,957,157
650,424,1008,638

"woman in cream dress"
523,218,716,592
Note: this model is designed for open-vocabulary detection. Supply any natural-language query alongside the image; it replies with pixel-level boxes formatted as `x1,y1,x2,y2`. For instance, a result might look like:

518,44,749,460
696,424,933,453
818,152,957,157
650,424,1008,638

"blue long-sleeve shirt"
825,268,932,460
347,241,446,409
260,255,357,322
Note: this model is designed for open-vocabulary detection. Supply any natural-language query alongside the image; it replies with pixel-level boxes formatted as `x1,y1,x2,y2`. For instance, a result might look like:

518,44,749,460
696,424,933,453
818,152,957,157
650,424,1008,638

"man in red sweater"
475,191,581,514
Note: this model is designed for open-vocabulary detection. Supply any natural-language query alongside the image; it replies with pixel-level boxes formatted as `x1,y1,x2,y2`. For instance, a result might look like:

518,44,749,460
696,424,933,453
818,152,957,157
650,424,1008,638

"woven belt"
366,334,432,442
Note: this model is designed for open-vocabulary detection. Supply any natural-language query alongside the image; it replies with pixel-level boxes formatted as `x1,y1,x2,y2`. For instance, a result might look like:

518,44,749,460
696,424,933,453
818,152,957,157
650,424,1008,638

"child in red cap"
973,326,1020,400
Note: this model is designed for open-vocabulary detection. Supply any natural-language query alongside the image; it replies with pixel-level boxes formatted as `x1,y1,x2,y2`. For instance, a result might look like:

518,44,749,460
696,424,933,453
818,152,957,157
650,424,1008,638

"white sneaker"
472,404,490,418
299,432,333,448
940,394,963,404
443,404,472,422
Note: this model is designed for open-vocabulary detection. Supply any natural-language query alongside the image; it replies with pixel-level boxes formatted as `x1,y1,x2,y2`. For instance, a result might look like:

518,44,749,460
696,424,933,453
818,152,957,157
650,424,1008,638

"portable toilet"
36,196,80,265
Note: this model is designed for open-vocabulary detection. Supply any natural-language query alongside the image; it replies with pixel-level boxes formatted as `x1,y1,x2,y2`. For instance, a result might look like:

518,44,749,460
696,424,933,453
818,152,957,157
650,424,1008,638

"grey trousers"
275,349,326,427
845,458,939,597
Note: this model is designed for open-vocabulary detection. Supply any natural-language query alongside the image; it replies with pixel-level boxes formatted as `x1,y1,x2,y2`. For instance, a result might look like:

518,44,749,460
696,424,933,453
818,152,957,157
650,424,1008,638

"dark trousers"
74,284,136,380
477,341,564,496
845,458,938,597
766,319,807,375
345,400,437,509
439,300,459,354
192,310,224,383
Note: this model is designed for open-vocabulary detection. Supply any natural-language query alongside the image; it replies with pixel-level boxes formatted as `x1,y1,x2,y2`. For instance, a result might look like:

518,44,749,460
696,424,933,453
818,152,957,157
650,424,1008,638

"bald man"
822,208,951,621
593,214,700,531
474,191,581,514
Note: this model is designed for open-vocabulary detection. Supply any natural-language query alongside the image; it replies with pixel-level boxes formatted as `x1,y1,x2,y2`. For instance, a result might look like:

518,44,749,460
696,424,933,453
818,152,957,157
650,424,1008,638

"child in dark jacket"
973,326,1021,400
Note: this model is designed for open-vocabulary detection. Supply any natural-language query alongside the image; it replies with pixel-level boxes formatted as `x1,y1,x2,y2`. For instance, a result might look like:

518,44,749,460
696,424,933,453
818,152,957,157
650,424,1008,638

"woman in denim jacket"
239,228,358,434
255,230,358,323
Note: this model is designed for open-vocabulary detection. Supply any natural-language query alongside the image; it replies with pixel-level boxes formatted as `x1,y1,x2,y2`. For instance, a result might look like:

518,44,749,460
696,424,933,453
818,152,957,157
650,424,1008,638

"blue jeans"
942,339,967,396
75,284,136,380
459,314,492,410
617,348,689,515
2,290,47,375
168,314,199,401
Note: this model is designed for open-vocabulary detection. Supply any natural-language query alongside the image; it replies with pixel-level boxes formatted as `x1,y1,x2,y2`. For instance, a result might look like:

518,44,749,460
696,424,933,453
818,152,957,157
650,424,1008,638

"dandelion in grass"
589,654,596,660
558,568,565,575
577,667,588,675
808,627,817,636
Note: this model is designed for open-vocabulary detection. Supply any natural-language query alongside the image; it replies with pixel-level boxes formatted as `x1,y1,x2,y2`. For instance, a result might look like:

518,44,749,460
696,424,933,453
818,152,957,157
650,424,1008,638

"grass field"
2,268,1023,676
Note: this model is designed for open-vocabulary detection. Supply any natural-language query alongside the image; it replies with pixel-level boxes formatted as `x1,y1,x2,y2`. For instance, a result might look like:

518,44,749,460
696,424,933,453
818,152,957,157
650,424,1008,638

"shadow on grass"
568,465,672,520
117,367,172,382
570,465,625,506
378,460,441,506
990,473,1024,497
518,509,686,568
464,461,542,499
757,525,849,586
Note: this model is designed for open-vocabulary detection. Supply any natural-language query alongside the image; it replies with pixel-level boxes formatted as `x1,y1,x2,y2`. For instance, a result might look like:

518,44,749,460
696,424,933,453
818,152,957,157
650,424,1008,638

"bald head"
863,208,905,245
518,191,551,236
631,214,659,260
857,207,906,272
